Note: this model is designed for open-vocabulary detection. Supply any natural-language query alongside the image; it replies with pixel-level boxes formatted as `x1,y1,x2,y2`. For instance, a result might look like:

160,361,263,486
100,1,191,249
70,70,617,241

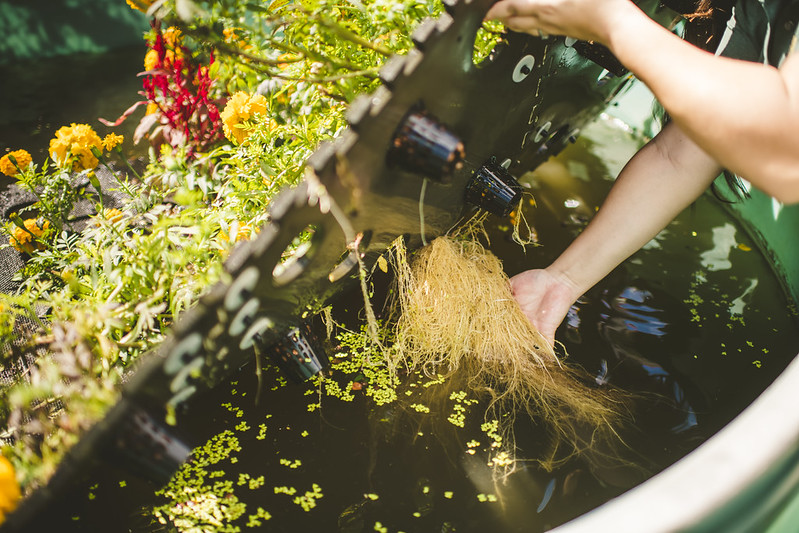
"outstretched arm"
486,0,799,203
511,122,722,342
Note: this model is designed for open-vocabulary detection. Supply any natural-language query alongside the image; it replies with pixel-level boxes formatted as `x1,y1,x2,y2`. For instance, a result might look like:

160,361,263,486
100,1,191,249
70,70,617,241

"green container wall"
725,188,799,306
0,0,148,65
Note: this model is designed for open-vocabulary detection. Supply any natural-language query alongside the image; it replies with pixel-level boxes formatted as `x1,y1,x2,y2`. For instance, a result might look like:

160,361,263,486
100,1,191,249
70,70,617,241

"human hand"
509,268,582,345
484,0,635,44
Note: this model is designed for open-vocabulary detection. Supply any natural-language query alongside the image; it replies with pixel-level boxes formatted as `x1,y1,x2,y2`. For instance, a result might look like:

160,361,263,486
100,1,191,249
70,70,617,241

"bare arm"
486,0,799,203
511,122,722,342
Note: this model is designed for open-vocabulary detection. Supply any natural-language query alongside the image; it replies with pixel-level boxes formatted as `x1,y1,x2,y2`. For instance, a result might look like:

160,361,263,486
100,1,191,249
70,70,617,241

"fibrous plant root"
388,235,629,472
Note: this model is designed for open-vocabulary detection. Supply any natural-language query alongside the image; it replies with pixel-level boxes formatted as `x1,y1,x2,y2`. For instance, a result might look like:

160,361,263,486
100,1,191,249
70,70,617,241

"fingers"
485,0,535,21
502,17,547,35
486,1,551,38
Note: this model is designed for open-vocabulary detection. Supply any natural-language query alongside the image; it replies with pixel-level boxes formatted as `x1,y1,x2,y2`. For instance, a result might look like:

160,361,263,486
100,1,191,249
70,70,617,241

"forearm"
602,4,799,203
548,123,722,296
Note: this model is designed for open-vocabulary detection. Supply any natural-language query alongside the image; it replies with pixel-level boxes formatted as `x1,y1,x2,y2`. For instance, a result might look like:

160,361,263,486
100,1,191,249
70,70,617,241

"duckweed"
279,458,302,469
293,483,323,511
153,431,246,532
246,507,271,527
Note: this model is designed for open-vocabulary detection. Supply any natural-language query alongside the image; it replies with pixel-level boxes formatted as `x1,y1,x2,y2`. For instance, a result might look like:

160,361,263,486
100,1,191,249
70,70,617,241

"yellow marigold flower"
219,222,258,244
102,133,124,151
101,208,124,223
0,150,32,177
0,456,20,524
144,48,159,71
126,0,153,12
49,123,103,171
221,92,270,144
9,218,50,254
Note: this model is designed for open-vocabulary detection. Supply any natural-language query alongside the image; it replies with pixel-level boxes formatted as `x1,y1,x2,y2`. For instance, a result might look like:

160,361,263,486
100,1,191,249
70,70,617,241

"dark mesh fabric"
0,162,139,379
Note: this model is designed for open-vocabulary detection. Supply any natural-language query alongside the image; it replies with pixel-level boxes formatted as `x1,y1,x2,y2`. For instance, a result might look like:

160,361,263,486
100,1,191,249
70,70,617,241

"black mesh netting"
0,162,139,405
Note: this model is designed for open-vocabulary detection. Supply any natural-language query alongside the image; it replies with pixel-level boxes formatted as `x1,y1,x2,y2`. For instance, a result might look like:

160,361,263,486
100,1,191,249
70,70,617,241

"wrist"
543,264,587,305
600,1,656,53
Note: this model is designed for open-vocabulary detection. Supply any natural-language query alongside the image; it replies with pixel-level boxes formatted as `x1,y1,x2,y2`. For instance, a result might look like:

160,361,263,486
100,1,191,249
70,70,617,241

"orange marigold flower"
221,92,270,144
223,27,250,50
49,123,103,171
0,150,32,177
0,456,20,524
162,27,182,48
9,219,50,254
223,27,239,42
144,27,182,70
102,133,124,151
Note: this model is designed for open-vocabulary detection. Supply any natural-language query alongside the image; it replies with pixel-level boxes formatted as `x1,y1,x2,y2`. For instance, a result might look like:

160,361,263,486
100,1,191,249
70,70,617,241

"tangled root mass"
387,236,629,470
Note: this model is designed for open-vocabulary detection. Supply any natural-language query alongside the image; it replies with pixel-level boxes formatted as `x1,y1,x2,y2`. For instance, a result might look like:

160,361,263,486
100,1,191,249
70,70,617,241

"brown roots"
387,235,630,472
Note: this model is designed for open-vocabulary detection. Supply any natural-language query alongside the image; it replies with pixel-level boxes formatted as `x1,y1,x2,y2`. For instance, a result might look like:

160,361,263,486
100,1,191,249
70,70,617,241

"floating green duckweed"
279,458,302,469
292,483,324,512
246,507,271,527
410,403,430,413
153,432,246,532
480,420,502,448
487,451,514,469
235,473,264,490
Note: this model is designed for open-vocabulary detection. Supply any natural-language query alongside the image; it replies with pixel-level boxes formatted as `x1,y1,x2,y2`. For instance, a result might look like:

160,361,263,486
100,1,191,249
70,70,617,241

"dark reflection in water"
17,119,799,532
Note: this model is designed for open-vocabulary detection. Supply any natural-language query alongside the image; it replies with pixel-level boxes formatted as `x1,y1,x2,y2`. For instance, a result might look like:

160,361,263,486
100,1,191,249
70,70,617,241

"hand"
509,268,582,345
484,0,635,44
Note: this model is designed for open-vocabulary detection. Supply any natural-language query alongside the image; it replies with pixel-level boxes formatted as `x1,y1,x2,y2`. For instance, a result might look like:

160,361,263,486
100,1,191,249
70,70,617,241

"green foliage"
1,0,504,502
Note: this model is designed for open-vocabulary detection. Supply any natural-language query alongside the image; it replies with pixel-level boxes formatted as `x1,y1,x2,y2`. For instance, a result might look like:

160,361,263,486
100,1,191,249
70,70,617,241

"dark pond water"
0,45,147,193
22,116,798,532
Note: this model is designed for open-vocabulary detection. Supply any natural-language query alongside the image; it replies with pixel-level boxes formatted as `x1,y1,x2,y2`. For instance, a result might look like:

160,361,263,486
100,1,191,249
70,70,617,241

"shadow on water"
19,117,799,532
